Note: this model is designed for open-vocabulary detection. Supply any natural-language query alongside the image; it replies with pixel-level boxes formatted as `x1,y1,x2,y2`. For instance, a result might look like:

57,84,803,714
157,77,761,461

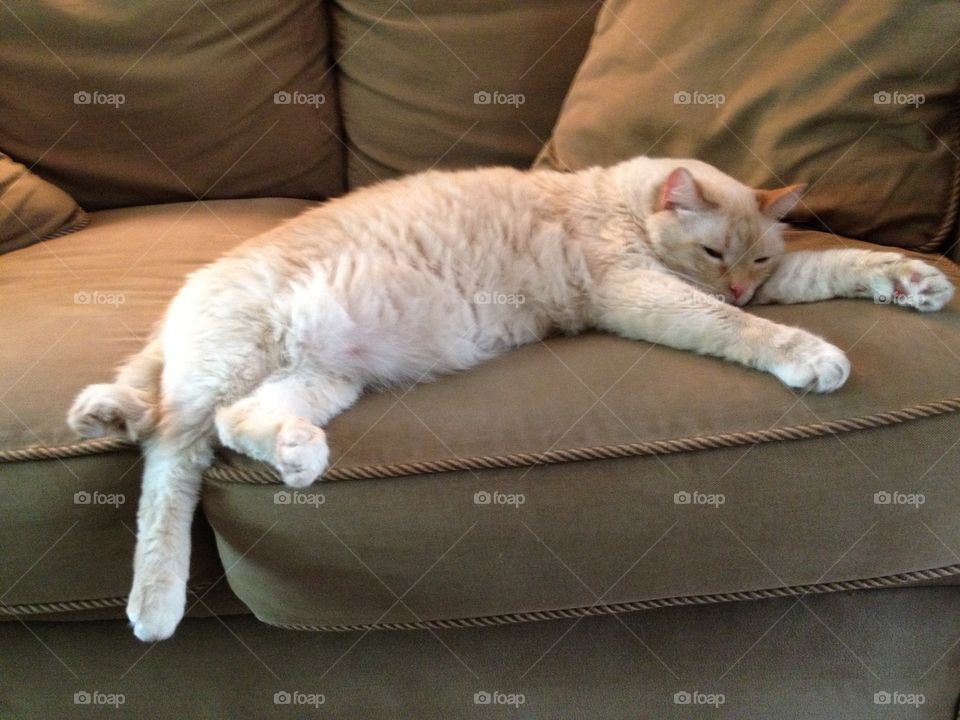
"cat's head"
625,161,805,306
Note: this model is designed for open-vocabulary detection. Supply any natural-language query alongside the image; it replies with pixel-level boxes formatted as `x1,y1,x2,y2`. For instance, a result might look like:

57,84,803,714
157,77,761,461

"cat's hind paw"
275,418,329,488
873,258,954,312
127,573,186,642
770,339,850,394
67,383,153,441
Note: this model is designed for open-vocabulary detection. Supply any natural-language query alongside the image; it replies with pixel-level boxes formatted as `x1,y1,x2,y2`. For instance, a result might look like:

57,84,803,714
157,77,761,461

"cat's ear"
659,167,711,212
756,184,806,220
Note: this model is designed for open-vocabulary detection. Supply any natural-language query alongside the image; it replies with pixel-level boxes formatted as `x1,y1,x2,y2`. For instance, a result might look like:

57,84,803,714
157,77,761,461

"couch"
2,1,959,718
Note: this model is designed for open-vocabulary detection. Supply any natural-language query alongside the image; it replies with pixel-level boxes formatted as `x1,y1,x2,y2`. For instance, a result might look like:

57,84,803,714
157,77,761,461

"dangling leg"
215,370,362,487
127,421,212,642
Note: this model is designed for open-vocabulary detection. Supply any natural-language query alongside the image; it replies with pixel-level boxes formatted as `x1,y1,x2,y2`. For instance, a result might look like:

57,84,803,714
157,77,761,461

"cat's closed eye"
701,245,723,260
754,256,770,264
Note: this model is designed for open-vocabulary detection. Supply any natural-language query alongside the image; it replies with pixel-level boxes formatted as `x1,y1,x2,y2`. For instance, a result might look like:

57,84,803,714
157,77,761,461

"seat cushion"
0,198,315,620
0,2,344,210
203,235,960,629
2,208,958,627
537,0,960,252
331,0,600,188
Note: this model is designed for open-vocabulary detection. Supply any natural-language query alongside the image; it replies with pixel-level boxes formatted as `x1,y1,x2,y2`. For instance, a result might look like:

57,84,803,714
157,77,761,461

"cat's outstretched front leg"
754,249,955,311
593,267,850,392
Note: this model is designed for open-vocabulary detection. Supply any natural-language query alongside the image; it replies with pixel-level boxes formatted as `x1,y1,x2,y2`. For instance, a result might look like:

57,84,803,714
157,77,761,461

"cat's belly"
283,273,547,386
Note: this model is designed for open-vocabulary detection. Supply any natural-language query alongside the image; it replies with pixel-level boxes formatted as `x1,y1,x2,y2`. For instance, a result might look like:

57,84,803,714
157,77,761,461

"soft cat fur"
67,156,954,641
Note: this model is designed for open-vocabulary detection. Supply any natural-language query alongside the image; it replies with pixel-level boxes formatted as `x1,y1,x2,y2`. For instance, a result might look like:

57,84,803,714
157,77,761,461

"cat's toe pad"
127,574,186,642
275,418,329,488
876,259,954,312
771,341,850,394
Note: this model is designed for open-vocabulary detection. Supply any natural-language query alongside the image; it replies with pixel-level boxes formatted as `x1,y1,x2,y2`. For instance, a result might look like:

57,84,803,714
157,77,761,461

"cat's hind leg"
215,371,362,487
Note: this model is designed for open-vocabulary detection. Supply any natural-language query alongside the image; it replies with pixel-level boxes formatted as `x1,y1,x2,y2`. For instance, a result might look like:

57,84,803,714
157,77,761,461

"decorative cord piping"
206,396,960,485
3,397,960,485
0,580,216,618
264,564,960,632
40,209,90,242
0,435,135,462
3,567,957,625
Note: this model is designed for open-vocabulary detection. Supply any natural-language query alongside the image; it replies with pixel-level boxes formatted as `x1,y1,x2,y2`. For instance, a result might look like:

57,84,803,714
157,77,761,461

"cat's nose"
729,283,748,301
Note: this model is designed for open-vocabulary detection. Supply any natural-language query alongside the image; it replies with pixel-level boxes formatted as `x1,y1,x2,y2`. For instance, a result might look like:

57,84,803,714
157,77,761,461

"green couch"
2,2,959,718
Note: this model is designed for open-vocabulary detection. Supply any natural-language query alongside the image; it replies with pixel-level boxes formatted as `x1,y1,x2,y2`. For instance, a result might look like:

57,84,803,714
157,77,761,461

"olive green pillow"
0,153,87,254
538,0,960,251
332,0,600,189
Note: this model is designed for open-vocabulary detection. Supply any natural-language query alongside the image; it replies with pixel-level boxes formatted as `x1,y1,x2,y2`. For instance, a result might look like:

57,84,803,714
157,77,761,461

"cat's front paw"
769,337,850,393
869,257,954,312
127,572,186,642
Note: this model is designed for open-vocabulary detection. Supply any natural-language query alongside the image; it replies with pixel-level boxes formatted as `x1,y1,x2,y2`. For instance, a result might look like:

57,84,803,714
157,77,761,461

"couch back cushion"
0,1,344,210
538,0,960,252
332,0,600,189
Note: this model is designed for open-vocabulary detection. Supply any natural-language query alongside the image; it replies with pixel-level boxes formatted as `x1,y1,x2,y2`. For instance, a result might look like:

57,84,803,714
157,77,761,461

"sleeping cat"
67,156,954,641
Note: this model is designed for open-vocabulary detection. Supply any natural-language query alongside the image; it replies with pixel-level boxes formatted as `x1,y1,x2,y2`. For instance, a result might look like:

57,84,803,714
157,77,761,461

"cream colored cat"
67,156,954,641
